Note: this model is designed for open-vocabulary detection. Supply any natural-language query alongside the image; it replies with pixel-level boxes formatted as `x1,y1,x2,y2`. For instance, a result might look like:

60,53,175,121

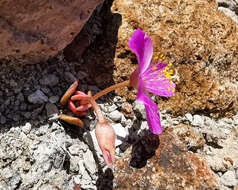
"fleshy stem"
93,80,130,100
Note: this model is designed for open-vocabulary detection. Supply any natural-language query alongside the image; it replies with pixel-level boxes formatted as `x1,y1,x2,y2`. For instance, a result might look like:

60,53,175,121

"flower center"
153,51,175,93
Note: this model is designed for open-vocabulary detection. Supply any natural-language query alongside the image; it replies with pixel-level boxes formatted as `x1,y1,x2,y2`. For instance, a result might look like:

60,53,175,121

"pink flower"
129,28,176,134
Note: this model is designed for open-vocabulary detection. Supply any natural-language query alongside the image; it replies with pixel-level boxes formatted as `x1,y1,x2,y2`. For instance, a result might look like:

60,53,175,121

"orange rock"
114,129,218,190
108,0,238,117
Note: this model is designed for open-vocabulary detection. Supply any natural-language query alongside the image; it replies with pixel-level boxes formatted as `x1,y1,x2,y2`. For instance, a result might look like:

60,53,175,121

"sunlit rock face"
113,129,218,190
111,0,238,118
0,0,103,63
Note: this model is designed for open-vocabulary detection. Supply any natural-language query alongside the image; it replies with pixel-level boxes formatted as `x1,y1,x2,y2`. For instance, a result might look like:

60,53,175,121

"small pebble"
112,123,128,146
221,170,237,187
39,74,59,87
185,113,193,123
108,110,122,122
192,115,204,126
49,96,59,104
0,116,7,124
45,103,59,117
28,90,48,104
21,122,32,134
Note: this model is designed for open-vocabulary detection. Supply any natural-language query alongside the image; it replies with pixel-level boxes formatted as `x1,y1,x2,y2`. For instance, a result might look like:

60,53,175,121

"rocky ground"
1,0,238,190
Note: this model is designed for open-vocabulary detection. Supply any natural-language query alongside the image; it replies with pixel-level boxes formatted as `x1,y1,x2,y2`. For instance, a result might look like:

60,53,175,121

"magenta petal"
137,78,157,109
128,28,153,74
145,104,162,134
144,80,176,97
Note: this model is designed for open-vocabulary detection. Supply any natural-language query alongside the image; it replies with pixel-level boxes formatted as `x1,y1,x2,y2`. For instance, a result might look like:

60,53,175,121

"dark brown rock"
114,130,218,190
0,0,103,63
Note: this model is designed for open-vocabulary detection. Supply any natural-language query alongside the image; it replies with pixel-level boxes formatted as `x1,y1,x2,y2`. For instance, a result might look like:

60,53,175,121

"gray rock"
1,168,22,190
121,115,132,127
49,96,59,104
22,122,32,134
112,123,128,146
70,156,79,173
83,149,97,175
12,114,20,122
185,113,193,123
0,115,6,124
77,71,88,80
10,173,22,189
64,72,76,83
35,124,49,136
221,170,238,187
23,112,31,119
28,90,48,104
113,96,126,103
217,0,238,24
69,144,82,156
108,110,122,122
16,93,24,102
39,74,59,87
133,101,146,120
192,114,204,126
100,103,117,113
45,103,59,117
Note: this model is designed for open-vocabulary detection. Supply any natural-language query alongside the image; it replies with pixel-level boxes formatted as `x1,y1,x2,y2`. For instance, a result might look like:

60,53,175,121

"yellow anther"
160,53,164,58
154,56,158,60
168,63,172,67
168,87,171,91
171,87,175,93
153,67,157,71
157,52,160,56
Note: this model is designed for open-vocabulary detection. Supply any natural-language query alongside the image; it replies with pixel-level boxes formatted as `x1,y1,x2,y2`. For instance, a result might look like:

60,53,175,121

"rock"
221,170,238,187
21,122,32,134
121,102,134,118
108,110,122,122
45,103,59,117
114,129,218,189
39,74,59,87
64,72,77,83
217,0,238,24
100,103,117,113
16,93,25,102
63,3,104,61
12,114,21,122
111,0,238,118
68,144,83,156
28,90,48,104
133,101,146,120
192,115,204,127
77,71,88,80
0,0,104,63
0,115,7,124
49,95,59,104
112,123,128,146
172,124,205,151
83,149,97,175
185,113,193,123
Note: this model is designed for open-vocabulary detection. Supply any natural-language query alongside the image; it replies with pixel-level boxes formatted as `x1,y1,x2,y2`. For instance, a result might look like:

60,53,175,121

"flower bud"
95,121,116,167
